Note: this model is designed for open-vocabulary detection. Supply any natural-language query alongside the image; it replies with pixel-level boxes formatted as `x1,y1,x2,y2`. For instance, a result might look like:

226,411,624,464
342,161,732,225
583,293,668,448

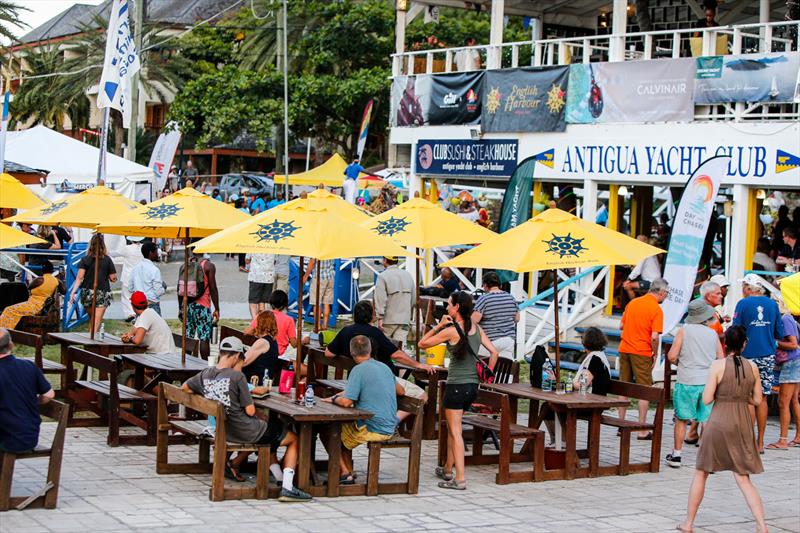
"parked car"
218,173,274,202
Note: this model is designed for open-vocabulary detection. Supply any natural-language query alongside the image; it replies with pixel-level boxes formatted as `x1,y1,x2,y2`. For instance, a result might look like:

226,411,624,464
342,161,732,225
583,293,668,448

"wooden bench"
9,329,67,394
0,400,68,511
306,347,354,384
156,383,272,501
488,356,520,384
65,346,157,446
365,395,424,496
219,325,258,348
171,333,201,358
598,380,665,475
17,296,60,339
444,387,544,485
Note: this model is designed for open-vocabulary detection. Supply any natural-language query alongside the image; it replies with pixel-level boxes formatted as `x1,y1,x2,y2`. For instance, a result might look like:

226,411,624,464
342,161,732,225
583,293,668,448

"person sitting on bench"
182,337,311,503
0,261,63,330
0,328,55,453
121,292,176,355
622,235,661,301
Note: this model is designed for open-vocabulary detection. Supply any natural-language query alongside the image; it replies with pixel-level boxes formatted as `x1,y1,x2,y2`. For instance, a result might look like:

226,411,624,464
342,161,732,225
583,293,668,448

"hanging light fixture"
756,189,766,200
618,185,628,196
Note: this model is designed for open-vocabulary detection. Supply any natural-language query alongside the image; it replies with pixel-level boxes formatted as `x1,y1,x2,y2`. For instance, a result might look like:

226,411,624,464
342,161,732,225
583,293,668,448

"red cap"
130,291,148,309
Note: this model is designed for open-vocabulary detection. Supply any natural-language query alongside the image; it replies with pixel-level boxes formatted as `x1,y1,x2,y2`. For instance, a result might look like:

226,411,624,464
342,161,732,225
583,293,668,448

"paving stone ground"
2,410,798,533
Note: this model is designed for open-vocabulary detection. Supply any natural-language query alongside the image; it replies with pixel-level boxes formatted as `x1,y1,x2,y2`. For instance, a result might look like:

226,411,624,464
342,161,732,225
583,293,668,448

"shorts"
479,336,515,361
443,382,479,411
310,278,334,305
673,383,712,422
396,377,426,400
186,302,213,342
255,420,287,449
383,324,410,345
248,282,273,304
618,352,654,386
340,421,392,450
752,355,776,395
274,273,289,293
80,288,112,309
778,358,800,384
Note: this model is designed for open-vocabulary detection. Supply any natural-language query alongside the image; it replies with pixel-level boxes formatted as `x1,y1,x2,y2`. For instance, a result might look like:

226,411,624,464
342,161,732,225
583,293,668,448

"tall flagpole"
0,77,9,172
282,0,289,197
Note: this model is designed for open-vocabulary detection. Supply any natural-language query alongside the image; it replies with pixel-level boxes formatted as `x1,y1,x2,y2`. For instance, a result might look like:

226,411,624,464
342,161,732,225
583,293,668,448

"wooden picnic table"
254,392,372,497
395,361,446,440
119,352,207,394
483,382,628,481
48,332,147,380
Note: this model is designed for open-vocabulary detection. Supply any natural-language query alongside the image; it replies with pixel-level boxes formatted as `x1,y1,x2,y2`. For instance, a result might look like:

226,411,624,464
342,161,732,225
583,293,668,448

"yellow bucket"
425,344,446,366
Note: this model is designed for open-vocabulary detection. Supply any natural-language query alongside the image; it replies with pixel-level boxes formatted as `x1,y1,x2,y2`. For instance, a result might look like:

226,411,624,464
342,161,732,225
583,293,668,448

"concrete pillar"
727,184,752,314
488,0,505,69
759,0,770,52
582,179,598,223
609,0,628,62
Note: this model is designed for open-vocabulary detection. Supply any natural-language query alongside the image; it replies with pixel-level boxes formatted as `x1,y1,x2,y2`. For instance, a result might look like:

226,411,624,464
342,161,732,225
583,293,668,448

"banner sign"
356,99,374,159
566,58,695,124
148,122,181,192
391,75,432,127
661,156,729,333
428,72,484,125
694,52,800,104
98,0,140,127
481,66,568,133
496,156,538,283
416,139,518,177
519,122,799,186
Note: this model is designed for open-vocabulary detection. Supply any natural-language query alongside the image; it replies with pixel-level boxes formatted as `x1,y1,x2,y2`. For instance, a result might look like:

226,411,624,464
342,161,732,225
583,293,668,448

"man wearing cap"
733,273,784,452
121,291,176,355
374,257,415,346
343,158,364,205
126,242,166,315
182,337,311,502
665,300,724,467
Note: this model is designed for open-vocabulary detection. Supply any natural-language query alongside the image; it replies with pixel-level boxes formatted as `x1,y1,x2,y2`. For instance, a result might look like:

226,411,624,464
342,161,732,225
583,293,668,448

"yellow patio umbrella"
443,208,665,380
0,173,46,210
361,195,496,358
192,196,413,385
780,272,800,316
305,187,372,224
4,185,141,338
97,187,252,360
0,223,47,249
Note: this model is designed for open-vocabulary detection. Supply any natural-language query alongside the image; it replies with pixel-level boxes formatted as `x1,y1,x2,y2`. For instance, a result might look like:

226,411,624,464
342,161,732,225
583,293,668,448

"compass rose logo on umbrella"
251,219,301,243
374,216,410,236
543,233,588,258
40,201,68,215
145,203,183,220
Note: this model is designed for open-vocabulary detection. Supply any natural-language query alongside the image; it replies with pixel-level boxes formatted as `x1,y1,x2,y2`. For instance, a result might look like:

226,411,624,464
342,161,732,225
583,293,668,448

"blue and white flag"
0,85,9,171
98,0,140,127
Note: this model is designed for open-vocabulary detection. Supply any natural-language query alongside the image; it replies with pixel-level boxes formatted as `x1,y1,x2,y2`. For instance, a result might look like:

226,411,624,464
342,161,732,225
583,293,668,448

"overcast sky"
13,0,105,39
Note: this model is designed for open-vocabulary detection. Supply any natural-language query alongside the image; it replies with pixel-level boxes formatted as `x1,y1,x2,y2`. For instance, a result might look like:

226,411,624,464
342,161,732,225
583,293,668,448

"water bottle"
541,368,551,392
579,372,589,396
99,323,105,340
304,383,314,407
263,369,270,387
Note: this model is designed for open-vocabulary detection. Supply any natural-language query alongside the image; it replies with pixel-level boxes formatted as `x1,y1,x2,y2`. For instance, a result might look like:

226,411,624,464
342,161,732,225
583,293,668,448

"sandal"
438,479,466,490
765,439,789,451
339,472,356,485
789,439,800,447
637,432,653,441
683,437,699,445
434,466,453,481
225,461,246,482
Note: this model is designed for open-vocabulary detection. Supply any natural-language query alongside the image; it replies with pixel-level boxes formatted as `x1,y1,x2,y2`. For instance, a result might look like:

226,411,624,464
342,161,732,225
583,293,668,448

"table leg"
588,409,602,478
132,365,146,418
296,423,313,492
326,423,342,497
564,410,578,480
423,373,438,439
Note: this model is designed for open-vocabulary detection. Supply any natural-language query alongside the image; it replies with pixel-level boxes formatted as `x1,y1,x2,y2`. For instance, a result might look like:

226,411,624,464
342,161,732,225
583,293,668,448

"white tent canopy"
6,125,155,202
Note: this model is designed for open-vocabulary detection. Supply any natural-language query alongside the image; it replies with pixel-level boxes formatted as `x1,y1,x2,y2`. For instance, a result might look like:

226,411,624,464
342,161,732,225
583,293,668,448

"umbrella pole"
89,233,100,339
415,249,421,362
314,260,321,333
552,269,561,384
181,229,190,364
295,256,304,388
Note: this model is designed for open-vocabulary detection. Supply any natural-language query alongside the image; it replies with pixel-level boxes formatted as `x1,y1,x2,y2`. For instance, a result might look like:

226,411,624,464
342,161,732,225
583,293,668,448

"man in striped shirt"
472,271,520,360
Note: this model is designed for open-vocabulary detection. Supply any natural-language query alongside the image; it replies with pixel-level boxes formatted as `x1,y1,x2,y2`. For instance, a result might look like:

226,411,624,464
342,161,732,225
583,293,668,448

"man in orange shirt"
618,278,669,438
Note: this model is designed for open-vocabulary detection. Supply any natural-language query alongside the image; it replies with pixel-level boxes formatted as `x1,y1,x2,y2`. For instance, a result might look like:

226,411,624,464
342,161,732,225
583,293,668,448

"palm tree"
0,1,28,44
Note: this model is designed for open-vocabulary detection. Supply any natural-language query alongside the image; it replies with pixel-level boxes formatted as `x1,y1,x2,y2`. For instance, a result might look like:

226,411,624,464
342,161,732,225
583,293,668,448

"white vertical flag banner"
98,0,140,128
147,121,182,191
661,155,730,333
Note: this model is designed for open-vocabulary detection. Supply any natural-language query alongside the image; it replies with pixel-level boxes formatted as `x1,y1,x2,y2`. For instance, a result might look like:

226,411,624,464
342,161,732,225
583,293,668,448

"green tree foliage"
0,0,27,44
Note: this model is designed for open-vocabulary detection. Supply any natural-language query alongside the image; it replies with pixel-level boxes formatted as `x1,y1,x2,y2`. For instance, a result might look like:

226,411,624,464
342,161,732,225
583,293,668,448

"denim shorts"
778,358,800,384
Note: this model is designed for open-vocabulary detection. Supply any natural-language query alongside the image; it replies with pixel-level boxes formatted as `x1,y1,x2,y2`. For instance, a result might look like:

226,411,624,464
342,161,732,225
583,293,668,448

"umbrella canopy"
0,173,46,210
781,272,800,316
443,208,664,271
305,188,371,224
4,185,139,229
191,198,410,259
0,224,47,249
96,187,250,238
273,154,377,188
362,196,495,249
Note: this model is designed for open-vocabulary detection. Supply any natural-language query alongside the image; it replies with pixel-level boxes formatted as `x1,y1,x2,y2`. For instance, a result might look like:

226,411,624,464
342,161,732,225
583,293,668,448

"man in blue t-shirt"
267,191,285,209
732,274,784,452
0,328,55,453
322,335,402,483
342,158,364,205
249,192,268,215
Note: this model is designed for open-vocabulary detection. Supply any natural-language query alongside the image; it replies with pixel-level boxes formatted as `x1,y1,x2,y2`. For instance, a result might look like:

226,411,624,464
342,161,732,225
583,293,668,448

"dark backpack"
178,259,206,300
528,344,549,387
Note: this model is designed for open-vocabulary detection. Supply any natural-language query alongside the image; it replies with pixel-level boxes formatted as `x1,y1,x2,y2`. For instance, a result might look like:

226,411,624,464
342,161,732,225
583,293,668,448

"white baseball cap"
737,273,766,289
708,274,730,288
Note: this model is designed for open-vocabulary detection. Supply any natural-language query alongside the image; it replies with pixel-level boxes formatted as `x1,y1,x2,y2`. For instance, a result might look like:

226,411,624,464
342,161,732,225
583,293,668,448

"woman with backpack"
418,291,498,490
69,234,116,332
